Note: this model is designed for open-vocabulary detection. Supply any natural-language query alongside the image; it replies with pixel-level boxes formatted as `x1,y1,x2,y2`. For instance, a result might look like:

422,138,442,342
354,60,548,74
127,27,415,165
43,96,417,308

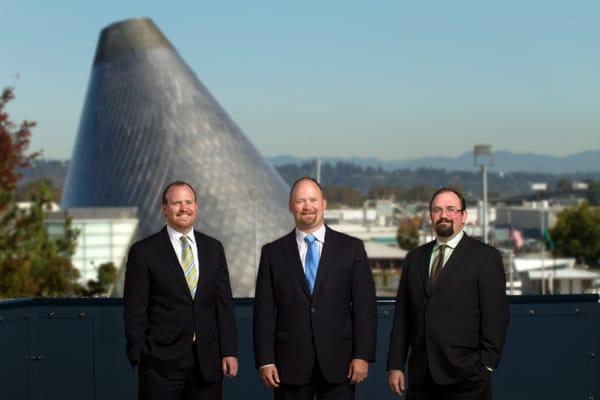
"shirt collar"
295,224,326,246
166,224,196,245
436,230,464,250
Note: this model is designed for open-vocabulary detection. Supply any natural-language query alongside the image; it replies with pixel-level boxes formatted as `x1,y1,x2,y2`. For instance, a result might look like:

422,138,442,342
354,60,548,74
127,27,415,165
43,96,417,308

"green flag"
543,228,555,251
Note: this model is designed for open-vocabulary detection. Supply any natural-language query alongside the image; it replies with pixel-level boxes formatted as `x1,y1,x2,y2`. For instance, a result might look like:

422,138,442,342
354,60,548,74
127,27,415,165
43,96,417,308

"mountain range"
268,149,600,174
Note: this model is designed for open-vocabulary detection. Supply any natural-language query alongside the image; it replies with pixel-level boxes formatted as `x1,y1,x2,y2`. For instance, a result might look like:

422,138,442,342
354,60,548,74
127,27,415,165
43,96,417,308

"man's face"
289,180,327,233
430,191,467,241
162,184,198,233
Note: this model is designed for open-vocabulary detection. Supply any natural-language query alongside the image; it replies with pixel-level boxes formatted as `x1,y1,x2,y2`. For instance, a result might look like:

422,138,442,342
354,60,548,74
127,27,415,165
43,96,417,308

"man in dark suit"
387,187,509,400
253,177,377,400
124,181,238,400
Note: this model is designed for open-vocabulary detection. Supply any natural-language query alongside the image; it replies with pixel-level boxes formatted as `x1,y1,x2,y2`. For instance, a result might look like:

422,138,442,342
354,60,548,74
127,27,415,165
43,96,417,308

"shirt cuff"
259,363,275,370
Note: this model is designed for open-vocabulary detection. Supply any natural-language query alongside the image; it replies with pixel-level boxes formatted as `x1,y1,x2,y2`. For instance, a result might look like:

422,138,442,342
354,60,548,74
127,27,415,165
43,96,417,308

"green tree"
0,87,80,298
396,217,421,251
0,88,39,209
79,262,118,296
556,178,572,191
324,186,364,208
586,180,600,206
16,177,62,203
404,185,435,202
551,202,600,264
368,185,406,201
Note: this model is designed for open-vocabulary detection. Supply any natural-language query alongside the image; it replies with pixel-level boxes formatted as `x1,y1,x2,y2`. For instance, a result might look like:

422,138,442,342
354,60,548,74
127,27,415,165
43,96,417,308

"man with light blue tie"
253,177,377,400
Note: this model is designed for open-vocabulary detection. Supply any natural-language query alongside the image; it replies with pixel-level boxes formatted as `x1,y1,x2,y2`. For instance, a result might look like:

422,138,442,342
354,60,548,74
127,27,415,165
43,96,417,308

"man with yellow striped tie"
124,181,238,400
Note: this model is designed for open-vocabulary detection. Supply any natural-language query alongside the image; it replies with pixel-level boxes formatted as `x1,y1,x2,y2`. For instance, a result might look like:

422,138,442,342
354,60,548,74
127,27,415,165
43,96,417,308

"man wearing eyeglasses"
387,187,509,400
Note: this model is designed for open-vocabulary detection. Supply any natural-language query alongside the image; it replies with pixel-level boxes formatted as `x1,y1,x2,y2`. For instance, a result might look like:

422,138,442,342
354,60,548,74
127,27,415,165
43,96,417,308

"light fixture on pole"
474,145,493,244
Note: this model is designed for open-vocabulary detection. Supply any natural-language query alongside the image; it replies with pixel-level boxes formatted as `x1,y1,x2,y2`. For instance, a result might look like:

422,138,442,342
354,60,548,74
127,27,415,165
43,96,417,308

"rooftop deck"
1,295,598,399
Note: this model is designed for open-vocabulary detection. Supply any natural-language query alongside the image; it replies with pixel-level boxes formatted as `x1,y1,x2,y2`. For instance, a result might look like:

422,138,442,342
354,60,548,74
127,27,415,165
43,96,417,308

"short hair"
162,181,198,205
289,176,325,202
429,187,466,212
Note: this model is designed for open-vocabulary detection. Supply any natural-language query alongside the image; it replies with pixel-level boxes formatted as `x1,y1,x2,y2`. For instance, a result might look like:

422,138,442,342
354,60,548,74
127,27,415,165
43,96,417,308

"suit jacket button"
311,307,316,313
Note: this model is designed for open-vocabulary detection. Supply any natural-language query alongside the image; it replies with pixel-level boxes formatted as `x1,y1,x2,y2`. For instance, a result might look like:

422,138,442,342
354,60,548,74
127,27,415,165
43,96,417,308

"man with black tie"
253,177,377,400
387,187,509,400
124,181,238,400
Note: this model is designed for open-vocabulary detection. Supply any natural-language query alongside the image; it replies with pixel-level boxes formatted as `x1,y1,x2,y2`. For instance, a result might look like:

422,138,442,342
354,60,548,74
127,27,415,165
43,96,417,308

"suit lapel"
430,234,470,294
282,230,311,298
156,227,193,300
193,231,206,300
419,241,435,296
312,226,334,297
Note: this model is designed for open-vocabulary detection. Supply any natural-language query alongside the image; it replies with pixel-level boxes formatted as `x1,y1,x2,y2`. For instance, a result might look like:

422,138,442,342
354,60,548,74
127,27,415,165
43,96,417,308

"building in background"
46,208,138,284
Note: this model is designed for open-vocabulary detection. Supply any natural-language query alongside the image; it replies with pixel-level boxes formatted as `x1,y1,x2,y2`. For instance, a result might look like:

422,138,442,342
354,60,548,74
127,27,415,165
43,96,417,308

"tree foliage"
0,87,80,298
396,217,421,251
586,180,600,206
78,262,118,296
0,88,39,210
325,186,364,208
16,177,62,203
551,202,600,264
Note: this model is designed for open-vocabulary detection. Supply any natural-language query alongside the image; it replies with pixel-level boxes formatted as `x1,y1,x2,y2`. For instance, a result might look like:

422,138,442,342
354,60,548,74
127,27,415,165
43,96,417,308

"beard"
435,219,454,238
299,212,317,224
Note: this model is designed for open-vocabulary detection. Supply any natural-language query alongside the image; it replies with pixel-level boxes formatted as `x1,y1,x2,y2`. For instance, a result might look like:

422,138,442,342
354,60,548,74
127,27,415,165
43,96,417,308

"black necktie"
429,244,447,287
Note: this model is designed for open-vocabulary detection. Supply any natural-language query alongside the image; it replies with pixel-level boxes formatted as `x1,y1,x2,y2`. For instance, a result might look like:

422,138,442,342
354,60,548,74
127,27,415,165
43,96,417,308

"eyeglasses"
430,207,464,216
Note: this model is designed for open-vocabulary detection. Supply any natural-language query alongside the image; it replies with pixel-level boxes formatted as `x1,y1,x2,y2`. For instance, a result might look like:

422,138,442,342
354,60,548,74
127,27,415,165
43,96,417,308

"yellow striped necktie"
180,235,198,297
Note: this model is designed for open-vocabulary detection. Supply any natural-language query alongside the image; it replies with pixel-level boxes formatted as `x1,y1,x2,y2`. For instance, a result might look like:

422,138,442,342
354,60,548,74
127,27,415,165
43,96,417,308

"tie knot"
437,244,447,253
180,235,190,245
304,234,316,245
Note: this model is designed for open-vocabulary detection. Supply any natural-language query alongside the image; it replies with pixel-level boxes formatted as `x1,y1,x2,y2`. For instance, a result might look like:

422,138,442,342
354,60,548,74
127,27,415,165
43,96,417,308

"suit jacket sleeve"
351,239,377,361
123,242,149,365
253,245,276,368
215,240,237,357
386,251,412,371
479,247,510,369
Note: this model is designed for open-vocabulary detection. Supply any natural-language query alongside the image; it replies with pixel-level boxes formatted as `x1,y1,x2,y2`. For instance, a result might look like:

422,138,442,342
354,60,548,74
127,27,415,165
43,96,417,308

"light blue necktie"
304,234,319,294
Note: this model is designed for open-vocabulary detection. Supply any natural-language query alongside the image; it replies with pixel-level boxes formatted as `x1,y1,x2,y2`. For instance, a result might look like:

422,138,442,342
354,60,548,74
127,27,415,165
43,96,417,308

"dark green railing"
1,295,598,400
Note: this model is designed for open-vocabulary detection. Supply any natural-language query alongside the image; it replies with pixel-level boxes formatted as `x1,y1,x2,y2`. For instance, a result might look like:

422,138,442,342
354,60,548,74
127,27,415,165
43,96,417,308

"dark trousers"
274,362,355,400
138,345,222,400
407,366,492,400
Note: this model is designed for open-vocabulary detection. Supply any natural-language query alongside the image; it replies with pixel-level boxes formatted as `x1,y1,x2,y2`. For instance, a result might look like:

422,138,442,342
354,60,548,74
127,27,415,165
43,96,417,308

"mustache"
436,219,452,225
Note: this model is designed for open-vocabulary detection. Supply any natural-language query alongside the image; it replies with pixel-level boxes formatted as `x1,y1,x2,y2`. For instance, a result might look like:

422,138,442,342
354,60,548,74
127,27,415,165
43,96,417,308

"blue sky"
1,0,598,160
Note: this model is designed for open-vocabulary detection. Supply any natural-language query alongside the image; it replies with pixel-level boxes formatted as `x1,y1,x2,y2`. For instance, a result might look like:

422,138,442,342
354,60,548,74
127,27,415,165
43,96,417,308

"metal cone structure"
62,18,291,296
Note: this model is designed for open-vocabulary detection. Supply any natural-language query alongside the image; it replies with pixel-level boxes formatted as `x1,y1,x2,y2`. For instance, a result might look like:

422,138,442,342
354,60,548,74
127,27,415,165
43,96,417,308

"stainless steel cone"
62,18,291,296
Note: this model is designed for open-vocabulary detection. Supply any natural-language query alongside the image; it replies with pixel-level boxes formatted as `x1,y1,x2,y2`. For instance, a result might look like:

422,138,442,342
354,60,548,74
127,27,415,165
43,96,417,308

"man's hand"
260,365,280,389
347,358,369,384
388,369,405,396
222,356,238,378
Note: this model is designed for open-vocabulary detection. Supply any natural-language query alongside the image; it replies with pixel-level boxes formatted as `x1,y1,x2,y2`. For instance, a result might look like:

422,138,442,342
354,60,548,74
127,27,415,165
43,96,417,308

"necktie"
180,236,198,297
304,234,319,294
429,244,447,287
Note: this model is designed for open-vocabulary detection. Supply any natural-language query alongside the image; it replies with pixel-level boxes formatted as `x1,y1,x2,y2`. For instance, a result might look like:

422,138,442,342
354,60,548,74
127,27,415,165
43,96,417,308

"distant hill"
15,151,600,203
268,149,600,174
17,159,70,188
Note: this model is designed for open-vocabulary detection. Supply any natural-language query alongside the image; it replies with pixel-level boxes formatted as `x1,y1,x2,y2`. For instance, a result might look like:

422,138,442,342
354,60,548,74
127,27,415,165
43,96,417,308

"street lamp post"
474,145,493,244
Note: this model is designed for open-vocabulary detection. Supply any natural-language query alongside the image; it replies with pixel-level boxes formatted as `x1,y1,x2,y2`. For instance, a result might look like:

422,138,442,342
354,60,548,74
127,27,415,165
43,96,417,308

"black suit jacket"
387,234,509,385
253,226,377,385
123,227,237,381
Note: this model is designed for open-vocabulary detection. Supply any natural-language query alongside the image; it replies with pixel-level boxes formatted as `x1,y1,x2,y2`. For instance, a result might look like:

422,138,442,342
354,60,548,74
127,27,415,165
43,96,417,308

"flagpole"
508,250,514,295
508,210,514,294
541,209,546,295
